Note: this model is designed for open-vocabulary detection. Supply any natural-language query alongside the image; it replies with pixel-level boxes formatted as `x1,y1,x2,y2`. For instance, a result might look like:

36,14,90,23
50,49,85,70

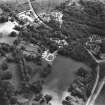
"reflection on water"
43,55,90,105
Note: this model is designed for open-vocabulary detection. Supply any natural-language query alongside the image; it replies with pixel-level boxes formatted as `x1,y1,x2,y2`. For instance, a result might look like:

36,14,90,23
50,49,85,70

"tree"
62,100,72,105
40,64,52,78
9,31,17,37
6,56,15,63
30,81,43,94
100,40,105,53
47,19,60,31
0,4,11,12
62,0,105,36
10,97,17,105
0,15,8,23
44,94,52,103
55,2,66,11
34,93,43,101
14,25,22,31
0,49,6,56
68,66,94,101
0,81,16,105
1,43,10,53
1,62,8,71
1,71,12,80
35,56,42,66
65,96,72,102
75,67,88,78
19,20,25,25
24,55,33,62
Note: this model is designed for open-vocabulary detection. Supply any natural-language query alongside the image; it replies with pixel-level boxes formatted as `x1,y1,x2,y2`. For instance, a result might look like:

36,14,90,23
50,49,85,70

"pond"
43,55,91,105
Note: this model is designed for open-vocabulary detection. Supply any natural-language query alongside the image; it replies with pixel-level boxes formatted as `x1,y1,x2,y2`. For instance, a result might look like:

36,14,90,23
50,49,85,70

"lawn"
43,55,92,105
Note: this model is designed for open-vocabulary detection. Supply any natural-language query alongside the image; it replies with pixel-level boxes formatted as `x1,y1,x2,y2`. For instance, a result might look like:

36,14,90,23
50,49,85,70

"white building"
42,50,57,64
51,11,63,26
17,10,35,24
50,38,68,48
39,12,51,22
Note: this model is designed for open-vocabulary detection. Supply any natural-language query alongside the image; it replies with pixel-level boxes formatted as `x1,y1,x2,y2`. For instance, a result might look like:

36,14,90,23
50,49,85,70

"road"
90,77,105,105
27,0,52,30
85,65,100,105
84,48,105,105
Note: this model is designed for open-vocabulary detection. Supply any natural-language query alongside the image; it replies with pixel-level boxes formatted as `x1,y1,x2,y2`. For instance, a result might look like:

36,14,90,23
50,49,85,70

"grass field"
43,55,92,105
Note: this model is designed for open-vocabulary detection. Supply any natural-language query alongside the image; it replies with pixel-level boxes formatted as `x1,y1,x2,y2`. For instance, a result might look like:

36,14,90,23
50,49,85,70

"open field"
43,55,92,105
0,22,19,45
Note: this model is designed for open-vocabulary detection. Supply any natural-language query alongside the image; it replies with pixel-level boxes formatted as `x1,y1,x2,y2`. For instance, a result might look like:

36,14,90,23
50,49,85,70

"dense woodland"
0,0,105,105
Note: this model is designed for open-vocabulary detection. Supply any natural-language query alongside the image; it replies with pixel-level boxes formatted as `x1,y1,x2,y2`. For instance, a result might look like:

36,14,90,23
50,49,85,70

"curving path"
85,65,100,105
85,47,105,105
27,0,52,30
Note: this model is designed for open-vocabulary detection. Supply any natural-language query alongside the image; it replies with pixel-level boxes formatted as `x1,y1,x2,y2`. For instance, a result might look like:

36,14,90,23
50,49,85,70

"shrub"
9,31,17,37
